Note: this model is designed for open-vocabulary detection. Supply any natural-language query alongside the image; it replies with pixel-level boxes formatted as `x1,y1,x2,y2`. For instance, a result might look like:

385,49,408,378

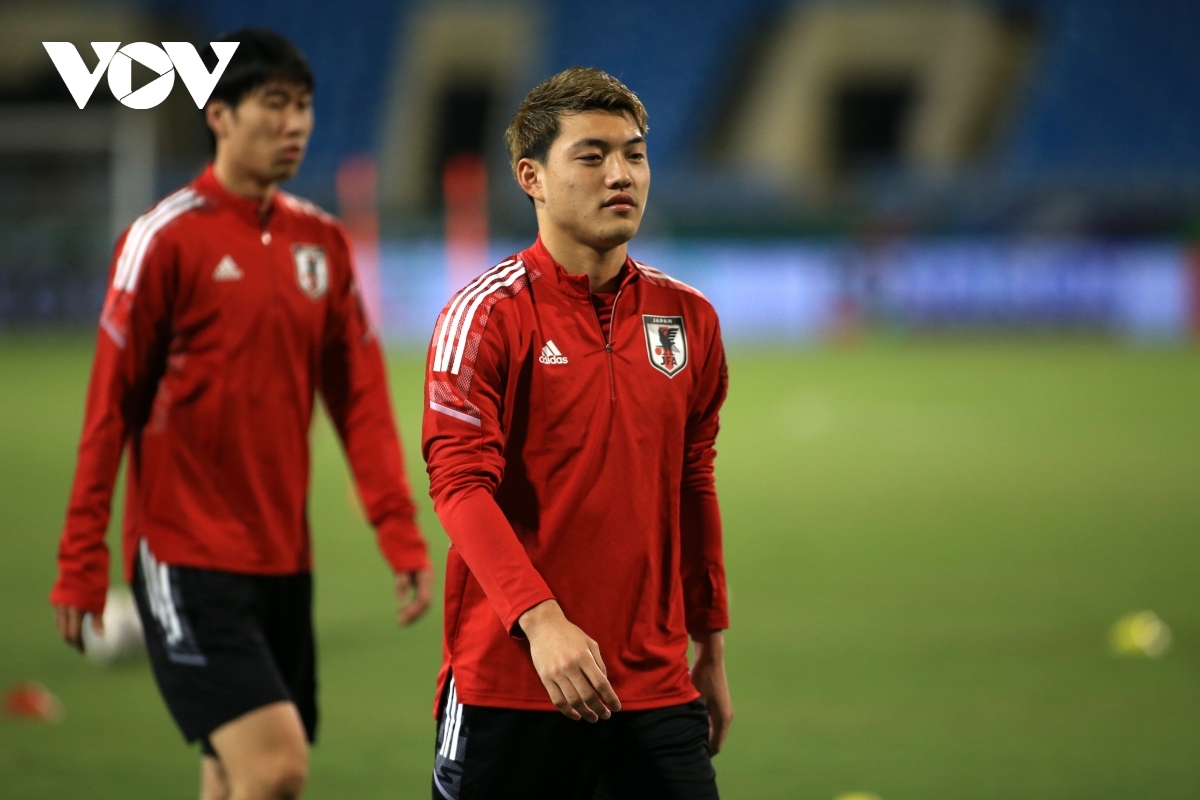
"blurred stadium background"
1,1,1198,798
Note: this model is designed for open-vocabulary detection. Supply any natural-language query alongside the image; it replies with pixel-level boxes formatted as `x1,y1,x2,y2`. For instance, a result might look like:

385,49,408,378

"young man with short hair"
50,29,432,800
424,67,733,799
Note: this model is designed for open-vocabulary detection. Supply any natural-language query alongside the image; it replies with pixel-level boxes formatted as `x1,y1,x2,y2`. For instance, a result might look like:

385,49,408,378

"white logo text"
42,41,239,109
538,341,568,365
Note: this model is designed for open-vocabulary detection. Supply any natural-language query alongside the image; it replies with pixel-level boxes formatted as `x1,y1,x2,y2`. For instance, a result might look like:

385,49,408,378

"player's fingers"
575,673,611,721
585,641,621,713
56,606,82,651
709,704,733,755
577,659,615,719
415,568,434,606
556,672,594,722
90,611,104,637
398,600,425,625
398,589,429,625
562,668,604,723
397,570,433,625
394,573,411,620
65,608,82,649
394,572,416,626
710,724,728,755
541,677,581,721
587,637,608,677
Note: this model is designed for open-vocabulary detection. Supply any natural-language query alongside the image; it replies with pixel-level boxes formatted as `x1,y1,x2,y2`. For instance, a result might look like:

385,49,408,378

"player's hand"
691,630,734,755
54,604,102,653
519,600,621,722
395,567,433,626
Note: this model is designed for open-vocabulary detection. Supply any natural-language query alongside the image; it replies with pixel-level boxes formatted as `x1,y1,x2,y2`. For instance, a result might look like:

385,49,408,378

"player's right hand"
519,599,621,722
53,604,102,653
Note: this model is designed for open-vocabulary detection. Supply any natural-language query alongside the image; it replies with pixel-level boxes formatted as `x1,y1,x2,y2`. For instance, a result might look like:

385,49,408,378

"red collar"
522,235,639,299
193,163,277,228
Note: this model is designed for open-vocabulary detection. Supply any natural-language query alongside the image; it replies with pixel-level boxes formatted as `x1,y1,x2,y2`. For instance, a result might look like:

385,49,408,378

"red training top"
51,165,429,615
423,237,729,714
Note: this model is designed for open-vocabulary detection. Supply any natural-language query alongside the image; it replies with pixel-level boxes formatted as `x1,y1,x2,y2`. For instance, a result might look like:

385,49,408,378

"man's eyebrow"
260,85,310,99
568,135,647,149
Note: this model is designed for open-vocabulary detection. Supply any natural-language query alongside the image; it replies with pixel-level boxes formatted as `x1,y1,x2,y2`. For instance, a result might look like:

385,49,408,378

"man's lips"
279,145,305,161
602,193,636,211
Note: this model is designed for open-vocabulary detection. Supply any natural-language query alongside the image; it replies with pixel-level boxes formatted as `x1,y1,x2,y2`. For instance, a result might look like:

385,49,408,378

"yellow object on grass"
1109,611,1171,658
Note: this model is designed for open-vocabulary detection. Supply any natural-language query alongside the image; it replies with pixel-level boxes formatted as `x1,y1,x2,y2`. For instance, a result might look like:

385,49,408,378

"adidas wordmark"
538,340,568,365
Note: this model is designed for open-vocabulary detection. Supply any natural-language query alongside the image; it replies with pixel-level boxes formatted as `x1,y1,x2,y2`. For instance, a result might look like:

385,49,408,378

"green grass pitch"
0,334,1197,798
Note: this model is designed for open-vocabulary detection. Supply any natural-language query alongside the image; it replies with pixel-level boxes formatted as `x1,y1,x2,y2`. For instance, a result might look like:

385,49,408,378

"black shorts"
432,677,719,800
131,541,318,755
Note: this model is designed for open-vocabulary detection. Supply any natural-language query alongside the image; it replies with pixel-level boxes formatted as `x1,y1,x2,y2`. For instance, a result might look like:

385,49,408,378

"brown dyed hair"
504,66,648,178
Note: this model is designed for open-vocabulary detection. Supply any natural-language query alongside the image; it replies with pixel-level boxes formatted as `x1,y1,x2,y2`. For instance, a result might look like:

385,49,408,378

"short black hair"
200,28,314,150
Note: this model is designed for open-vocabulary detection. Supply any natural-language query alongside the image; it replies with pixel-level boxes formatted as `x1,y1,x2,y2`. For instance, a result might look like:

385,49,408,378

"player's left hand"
690,630,734,755
53,603,103,653
395,567,433,626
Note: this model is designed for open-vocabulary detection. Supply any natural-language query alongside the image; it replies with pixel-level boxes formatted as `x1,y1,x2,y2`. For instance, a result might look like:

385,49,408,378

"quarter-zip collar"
523,234,639,300
194,163,277,229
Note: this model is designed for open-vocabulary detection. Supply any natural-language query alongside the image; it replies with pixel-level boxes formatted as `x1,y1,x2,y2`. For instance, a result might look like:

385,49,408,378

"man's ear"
205,100,234,143
515,157,545,204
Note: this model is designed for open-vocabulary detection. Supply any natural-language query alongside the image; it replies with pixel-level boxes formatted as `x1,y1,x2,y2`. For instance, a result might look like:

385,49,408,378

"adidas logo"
212,255,244,281
538,340,568,365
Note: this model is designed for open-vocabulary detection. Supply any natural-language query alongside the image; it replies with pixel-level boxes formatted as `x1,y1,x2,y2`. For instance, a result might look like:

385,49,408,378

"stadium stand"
2,0,1199,328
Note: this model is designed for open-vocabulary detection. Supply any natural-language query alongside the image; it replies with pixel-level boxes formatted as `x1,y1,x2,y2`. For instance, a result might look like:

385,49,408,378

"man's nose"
284,107,311,136
606,157,632,188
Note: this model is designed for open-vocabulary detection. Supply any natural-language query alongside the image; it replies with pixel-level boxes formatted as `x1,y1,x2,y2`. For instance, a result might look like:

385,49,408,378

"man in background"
50,29,432,800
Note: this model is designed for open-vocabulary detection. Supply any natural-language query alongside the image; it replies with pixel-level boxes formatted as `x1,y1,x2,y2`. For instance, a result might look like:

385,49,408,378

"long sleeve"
679,320,730,634
422,292,554,635
320,227,429,574
50,230,175,614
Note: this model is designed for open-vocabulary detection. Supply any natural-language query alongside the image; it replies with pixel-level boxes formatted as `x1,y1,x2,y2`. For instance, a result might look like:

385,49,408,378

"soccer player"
50,29,432,800
423,67,733,799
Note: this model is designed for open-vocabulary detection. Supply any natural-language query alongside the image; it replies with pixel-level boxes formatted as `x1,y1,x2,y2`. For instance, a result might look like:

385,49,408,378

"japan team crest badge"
642,314,688,377
293,245,329,300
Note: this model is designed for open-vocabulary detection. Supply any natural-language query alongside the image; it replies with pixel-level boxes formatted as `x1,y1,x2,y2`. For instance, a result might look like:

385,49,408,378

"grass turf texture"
0,334,1197,798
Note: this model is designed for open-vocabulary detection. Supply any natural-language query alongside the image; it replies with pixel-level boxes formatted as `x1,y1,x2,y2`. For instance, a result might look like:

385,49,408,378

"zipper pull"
605,343,613,353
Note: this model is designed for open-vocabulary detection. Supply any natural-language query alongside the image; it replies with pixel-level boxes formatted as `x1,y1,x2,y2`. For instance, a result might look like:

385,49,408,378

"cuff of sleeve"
505,591,558,639
376,517,431,573
684,563,728,635
686,610,730,636
49,580,107,616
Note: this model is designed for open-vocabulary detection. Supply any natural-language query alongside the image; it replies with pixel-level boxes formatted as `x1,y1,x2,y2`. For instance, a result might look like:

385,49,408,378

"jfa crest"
642,314,688,377
293,245,329,300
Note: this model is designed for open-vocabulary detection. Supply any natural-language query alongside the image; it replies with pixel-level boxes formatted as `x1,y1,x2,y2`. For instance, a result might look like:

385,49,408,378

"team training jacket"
423,237,730,713
51,165,429,615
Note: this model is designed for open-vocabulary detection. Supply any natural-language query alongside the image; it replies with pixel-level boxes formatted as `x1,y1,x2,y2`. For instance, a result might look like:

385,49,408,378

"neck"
538,226,627,292
212,156,276,215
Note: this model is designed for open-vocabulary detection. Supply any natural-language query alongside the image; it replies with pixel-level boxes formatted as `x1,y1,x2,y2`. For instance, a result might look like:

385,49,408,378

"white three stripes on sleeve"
112,189,205,292
431,259,515,371
448,264,526,375
432,260,525,374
